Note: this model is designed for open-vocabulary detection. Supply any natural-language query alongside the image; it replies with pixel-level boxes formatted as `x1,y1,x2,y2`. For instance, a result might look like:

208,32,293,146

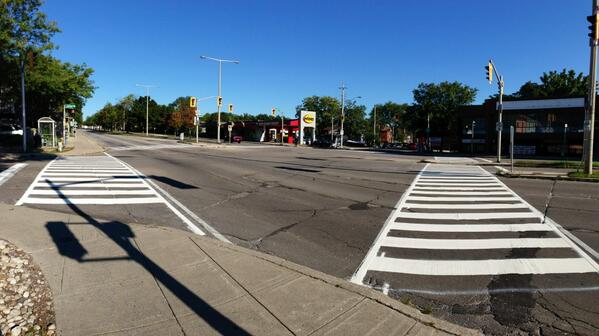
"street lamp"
200,56,240,144
338,81,361,149
135,84,157,136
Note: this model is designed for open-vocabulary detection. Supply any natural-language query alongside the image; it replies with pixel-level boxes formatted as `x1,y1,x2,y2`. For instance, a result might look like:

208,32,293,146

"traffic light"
228,104,233,113
588,13,599,40
485,61,493,84
271,108,276,116
217,96,222,107
190,97,197,108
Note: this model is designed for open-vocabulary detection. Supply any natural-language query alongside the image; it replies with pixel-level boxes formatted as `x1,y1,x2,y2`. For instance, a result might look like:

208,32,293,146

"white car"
0,124,23,135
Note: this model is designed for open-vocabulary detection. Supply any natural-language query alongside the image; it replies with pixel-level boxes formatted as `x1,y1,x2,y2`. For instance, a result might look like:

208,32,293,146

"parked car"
312,139,333,148
0,124,23,135
232,135,242,143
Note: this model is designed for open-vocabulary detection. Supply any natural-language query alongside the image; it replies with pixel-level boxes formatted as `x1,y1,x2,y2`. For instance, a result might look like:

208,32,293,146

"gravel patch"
0,239,55,336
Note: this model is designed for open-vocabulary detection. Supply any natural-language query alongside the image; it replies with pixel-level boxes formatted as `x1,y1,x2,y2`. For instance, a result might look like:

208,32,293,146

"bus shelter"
37,117,57,148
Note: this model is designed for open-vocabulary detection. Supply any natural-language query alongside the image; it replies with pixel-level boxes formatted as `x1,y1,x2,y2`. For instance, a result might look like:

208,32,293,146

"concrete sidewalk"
0,204,479,336
62,130,105,156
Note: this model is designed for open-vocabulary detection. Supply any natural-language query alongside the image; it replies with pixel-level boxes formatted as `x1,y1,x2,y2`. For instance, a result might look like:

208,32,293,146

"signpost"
510,126,514,173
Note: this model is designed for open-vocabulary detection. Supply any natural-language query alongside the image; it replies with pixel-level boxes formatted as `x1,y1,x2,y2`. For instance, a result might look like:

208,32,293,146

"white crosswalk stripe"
108,143,193,151
16,155,165,205
351,163,599,292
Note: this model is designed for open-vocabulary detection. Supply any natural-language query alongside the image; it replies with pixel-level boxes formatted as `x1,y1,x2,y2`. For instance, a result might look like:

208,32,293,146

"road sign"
496,122,503,132
190,97,197,108
65,104,76,109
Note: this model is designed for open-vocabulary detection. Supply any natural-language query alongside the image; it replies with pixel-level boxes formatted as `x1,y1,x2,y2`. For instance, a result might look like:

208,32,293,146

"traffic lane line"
104,153,225,242
0,163,27,187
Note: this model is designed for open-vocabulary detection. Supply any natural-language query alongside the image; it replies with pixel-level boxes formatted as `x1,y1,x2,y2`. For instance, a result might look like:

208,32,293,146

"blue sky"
42,0,590,118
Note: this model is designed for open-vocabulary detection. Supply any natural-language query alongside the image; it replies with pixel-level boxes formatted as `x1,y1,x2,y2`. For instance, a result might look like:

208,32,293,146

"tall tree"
368,102,409,142
295,96,340,137
409,81,477,136
1,0,94,130
513,69,587,99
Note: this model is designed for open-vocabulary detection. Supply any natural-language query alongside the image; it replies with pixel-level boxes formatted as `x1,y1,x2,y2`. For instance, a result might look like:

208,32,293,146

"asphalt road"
3,130,599,335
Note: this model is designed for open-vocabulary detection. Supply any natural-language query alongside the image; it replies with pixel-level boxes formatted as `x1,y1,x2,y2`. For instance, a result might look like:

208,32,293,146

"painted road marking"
16,156,164,206
0,163,27,187
104,153,231,243
351,163,599,290
380,236,570,250
390,223,552,232
16,154,209,237
108,144,193,152
367,258,596,276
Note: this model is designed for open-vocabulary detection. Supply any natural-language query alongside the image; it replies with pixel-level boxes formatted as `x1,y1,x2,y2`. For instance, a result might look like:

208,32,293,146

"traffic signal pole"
486,60,504,163
584,0,599,175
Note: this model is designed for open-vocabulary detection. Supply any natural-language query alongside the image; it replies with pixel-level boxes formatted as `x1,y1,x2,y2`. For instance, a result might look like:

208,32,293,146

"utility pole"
135,84,157,136
339,81,346,149
200,56,240,144
486,60,504,163
584,1,599,174
281,111,284,146
373,105,377,146
331,116,334,144
20,59,26,152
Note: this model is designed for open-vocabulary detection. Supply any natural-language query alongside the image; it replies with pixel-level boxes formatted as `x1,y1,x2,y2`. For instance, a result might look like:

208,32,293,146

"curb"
149,226,481,336
494,166,599,183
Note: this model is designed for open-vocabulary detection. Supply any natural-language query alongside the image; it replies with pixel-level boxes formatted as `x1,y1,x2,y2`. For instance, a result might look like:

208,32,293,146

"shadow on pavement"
44,182,251,335
149,175,198,189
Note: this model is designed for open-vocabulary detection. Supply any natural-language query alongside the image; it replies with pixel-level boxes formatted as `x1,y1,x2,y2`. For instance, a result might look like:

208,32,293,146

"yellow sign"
302,114,315,124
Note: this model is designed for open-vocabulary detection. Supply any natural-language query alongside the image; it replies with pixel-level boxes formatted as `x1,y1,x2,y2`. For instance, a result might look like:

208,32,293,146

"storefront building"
458,97,598,157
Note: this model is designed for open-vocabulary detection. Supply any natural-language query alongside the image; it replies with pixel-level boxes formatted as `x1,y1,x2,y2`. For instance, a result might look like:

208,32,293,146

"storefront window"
515,116,536,133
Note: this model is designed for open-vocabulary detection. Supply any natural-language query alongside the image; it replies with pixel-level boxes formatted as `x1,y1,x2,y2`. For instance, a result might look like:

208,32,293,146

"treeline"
88,68,586,142
296,81,477,144
297,69,588,144
85,95,280,135
0,0,95,127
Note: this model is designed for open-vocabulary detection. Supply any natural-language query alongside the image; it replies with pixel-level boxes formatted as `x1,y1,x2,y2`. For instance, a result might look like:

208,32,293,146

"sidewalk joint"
188,236,297,336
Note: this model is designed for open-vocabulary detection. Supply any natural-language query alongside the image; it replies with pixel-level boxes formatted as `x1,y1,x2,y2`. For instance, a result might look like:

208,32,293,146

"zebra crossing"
107,143,193,152
351,163,599,293
16,155,164,205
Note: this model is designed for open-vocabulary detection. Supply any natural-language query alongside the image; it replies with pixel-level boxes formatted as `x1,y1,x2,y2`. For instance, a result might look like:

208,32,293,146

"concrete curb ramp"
0,203,480,336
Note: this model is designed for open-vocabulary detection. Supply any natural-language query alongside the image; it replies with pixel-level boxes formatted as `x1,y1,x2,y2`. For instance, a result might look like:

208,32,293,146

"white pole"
145,89,149,136
510,125,514,173
340,82,346,148
63,104,66,146
20,60,26,152
217,61,222,143
373,105,377,146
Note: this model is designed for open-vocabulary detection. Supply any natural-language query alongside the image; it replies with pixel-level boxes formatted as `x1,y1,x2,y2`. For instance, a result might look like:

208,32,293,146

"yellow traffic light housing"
190,97,197,108
228,104,233,113
271,108,276,116
485,61,493,84
217,96,222,107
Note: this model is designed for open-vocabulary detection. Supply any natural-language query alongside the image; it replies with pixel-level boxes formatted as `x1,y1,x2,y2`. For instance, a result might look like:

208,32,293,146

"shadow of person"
45,182,252,335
